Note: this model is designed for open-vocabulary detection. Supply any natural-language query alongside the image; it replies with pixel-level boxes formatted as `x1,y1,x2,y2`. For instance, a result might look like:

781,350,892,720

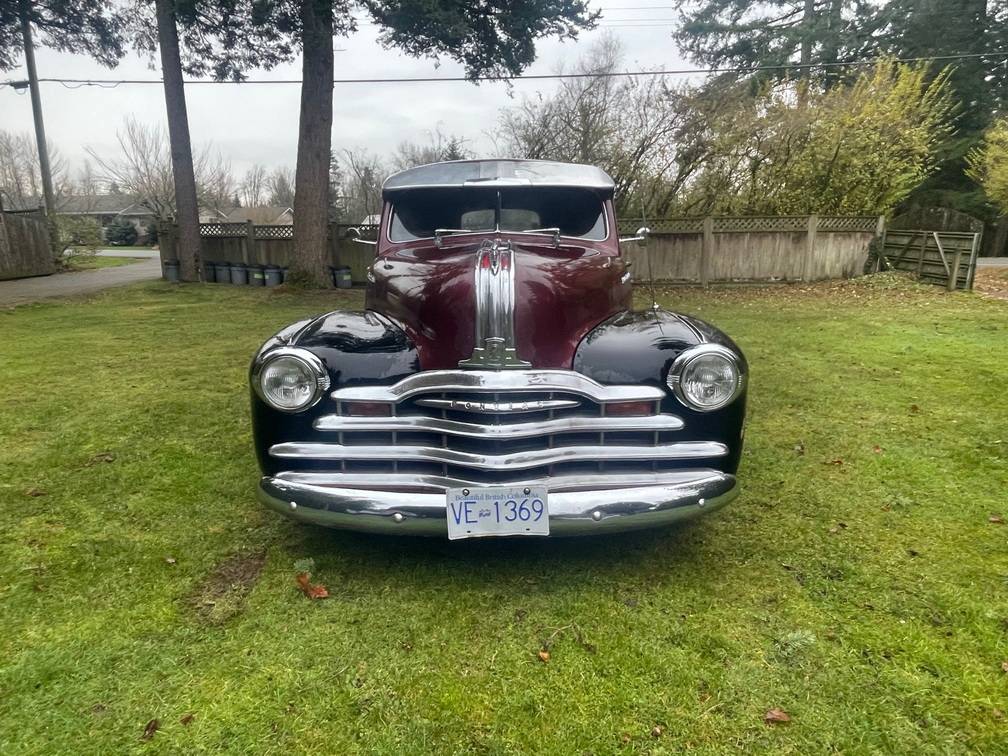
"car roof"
382,159,615,198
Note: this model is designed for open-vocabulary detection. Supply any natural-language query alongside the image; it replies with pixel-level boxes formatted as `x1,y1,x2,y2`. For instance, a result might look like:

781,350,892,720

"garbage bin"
163,260,180,283
213,262,231,283
333,266,353,288
248,265,266,286
264,265,283,287
229,263,248,285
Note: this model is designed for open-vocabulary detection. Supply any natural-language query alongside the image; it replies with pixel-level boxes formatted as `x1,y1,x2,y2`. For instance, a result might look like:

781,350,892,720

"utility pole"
19,1,56,217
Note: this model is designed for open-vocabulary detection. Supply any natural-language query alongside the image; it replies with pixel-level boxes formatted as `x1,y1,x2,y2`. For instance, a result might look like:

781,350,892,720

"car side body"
250,159,747,538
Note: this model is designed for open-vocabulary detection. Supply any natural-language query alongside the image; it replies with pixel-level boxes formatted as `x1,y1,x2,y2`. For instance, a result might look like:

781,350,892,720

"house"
225,206,294,225
4,194,157,242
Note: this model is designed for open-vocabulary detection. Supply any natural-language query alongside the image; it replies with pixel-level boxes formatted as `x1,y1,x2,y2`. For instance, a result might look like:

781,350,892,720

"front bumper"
258,469,737,537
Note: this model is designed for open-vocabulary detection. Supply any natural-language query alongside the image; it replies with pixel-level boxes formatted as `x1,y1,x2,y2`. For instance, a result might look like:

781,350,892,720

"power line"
3,51,1006,89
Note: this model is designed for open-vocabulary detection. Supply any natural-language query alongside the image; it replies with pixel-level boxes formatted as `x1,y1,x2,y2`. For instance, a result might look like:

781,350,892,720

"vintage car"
250,160,747,539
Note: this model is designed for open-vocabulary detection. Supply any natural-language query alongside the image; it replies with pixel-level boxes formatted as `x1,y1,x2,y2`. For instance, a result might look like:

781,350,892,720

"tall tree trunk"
155,0,201,282
290,0,335,287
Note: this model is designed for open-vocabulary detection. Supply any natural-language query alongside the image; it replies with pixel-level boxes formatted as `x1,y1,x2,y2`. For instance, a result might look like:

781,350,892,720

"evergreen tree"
249,0,600,287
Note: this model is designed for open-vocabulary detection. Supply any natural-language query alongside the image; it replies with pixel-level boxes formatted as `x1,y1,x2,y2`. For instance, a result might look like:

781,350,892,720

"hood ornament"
459,239,531,370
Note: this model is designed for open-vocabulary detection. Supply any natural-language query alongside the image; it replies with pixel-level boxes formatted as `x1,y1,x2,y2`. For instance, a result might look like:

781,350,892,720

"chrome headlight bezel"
667,344,745,412
252,347,330,413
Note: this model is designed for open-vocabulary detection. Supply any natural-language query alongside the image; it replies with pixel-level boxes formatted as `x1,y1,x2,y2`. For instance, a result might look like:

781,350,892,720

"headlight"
253,348,330,412
667,344,744,411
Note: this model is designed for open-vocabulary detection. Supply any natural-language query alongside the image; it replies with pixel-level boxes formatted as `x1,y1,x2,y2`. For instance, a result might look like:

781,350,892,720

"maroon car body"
250,160,747,538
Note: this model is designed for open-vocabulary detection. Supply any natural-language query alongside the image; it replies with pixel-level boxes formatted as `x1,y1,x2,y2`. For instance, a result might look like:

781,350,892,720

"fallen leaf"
793,443,805,455
990,515,1005,525
537,649,550,663
1001,661,1008,673
764,708,791,725
165,556,177,565
141,718,160,741
909,404,920,414
650,725,663,738
825,458,844,466
872,445,883,453
295,572,329,600
25,487,47,497
993,708,1004,720
86,452,116,466
180,713,195,726
620,733,632,744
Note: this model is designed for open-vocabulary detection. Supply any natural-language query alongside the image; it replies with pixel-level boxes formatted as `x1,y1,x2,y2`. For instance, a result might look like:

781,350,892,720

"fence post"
700,216,713,288
158,220,176,264
243,220,254,265
802,214,819,282
948,247,963,291
917,232,926,276
875,215,886,273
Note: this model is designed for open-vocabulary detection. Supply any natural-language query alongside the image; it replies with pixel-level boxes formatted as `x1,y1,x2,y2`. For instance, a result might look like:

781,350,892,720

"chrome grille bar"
314,413,684,437
330,370,665,404
274,469,726,492
414,397,580,413
270,441,726,470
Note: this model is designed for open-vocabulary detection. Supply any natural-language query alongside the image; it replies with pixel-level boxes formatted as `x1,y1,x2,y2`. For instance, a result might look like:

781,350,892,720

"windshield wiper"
433,228,494,248
517,228,561,248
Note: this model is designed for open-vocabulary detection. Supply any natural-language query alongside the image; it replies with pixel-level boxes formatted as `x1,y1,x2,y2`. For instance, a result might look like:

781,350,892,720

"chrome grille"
269,370,727,488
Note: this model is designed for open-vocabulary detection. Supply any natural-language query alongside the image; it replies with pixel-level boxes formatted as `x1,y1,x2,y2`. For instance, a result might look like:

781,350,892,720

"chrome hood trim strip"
331,369,665,403
269,440,727,470
313,413,684,437
459,238,530,369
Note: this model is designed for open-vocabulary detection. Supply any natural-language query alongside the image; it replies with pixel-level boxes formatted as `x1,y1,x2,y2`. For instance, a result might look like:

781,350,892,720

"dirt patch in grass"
187,550,266,625
974,266,1008,300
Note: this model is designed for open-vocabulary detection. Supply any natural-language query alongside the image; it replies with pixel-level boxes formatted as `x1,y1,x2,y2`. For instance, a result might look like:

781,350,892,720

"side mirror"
619,226,650,247
346,226,376,246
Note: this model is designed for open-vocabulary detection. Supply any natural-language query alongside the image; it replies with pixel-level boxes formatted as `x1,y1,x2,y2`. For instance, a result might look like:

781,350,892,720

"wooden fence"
0,210,55,280
618,215,882,285
161,221,378,283
876,229,980,290
167,215,882,286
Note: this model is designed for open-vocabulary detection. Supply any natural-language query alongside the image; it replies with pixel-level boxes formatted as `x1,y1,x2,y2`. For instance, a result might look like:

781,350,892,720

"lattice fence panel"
818,216,878,232
255,224,294,239
713,216,808,233
623,217,705,234
199,222,247,237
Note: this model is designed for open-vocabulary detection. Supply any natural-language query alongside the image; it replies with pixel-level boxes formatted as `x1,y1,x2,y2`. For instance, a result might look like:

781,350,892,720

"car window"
389,187,607,242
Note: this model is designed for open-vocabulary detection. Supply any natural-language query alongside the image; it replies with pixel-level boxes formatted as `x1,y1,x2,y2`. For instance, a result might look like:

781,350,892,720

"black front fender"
573,308,747,474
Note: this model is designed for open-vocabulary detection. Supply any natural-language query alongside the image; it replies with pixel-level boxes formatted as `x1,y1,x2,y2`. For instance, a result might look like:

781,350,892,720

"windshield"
388,187,607,243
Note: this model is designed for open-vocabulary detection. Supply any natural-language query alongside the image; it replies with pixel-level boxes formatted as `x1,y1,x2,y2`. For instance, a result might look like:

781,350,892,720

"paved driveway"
0,258,162,307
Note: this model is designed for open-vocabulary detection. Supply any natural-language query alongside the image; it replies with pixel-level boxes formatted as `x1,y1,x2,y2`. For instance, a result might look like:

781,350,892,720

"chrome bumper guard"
258,469,738,537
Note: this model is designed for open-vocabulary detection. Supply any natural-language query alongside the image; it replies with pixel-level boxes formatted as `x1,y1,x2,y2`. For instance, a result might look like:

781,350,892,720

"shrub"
105,217,138,246
145,222,159,245
56,215,102,265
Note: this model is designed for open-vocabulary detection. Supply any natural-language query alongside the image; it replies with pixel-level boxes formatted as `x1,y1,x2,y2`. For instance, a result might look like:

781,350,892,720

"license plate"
446,487,549,540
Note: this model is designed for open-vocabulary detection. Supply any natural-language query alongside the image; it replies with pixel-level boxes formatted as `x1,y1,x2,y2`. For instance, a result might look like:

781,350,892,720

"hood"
364,236,632,370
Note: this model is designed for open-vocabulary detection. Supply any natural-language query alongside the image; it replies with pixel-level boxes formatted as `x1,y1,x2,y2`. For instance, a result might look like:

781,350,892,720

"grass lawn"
1,276,1006,753
61,255,147,271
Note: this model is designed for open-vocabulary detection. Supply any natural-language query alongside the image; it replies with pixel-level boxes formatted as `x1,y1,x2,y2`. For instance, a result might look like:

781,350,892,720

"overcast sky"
0,4,692,178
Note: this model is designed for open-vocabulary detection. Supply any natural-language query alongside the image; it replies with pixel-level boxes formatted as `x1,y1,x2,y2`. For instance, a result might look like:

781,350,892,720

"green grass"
62,255,147,271
1,276,1006,754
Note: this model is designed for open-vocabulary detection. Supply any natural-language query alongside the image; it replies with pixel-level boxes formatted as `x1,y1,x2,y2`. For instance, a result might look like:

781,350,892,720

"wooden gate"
877,229,980,290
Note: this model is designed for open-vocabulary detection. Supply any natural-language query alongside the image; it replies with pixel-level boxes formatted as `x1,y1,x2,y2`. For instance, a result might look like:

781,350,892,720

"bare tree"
497,35,701,217
339,149,388,223
267,166,295,207
0,130,68,209
391,128,472,172
85,118,227,221
199,153,237,217
241,163,269,207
